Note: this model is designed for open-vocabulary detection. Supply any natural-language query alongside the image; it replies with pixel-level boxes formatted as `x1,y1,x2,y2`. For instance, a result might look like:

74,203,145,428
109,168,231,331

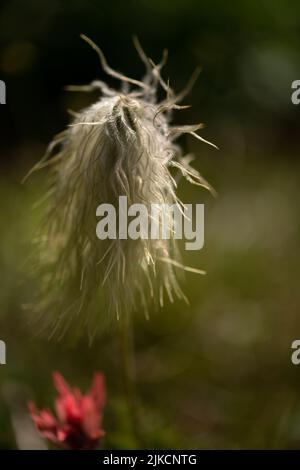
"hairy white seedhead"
26,36,216,341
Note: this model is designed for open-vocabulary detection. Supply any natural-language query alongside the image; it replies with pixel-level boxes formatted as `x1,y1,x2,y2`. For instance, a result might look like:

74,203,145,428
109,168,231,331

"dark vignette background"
0,0,300,450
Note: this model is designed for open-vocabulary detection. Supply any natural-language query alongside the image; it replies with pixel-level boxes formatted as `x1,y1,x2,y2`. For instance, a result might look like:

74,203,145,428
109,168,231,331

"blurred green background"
1,0,300,449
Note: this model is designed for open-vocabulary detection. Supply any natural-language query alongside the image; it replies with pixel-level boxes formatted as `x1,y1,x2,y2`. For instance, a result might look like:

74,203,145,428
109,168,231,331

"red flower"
28,372,106,450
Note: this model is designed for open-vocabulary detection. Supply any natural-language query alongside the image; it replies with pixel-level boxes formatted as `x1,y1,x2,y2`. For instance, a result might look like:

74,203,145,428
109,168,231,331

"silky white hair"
26,35,216,341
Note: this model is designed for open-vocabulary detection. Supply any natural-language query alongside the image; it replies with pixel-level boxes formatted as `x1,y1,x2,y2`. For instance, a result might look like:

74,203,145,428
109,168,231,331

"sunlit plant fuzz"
26,35,216,341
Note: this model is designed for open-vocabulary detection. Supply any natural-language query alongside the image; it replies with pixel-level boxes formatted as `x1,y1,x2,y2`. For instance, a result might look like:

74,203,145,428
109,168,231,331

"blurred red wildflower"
28,372,106,450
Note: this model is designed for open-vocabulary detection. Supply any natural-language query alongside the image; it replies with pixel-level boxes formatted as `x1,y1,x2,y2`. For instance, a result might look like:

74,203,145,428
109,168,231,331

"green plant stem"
118,312,144,447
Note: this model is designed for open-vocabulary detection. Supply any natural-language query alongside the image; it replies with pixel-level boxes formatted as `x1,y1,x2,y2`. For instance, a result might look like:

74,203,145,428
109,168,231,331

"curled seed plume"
26,36,217,342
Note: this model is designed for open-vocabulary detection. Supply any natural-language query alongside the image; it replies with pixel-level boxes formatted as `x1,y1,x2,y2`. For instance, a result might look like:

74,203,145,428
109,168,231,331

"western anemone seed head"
26,35,216,341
